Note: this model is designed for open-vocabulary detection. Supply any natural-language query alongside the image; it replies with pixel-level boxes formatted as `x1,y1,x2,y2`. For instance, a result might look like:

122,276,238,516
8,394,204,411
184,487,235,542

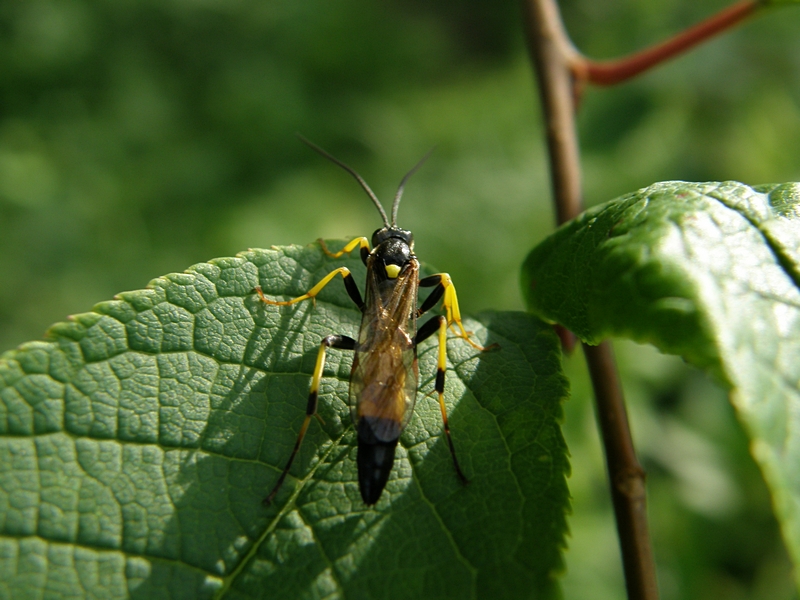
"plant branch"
573,0,760,86
521,0,658,598
521,0,582,225
583,342,656,600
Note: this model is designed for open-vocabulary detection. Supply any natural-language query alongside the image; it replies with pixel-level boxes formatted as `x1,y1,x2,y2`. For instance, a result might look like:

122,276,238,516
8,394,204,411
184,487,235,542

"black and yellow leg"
419,273,495,351
319,236,371,266
255,266,365,312
263,334,357,505
415,316,468,485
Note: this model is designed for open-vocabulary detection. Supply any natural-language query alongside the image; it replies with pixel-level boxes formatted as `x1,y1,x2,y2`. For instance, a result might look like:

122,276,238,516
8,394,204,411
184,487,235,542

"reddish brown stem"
554,324,577,355
521,0,583,225
576,0,760,86
584,342,657,600
521,0,658,598
521,1,782,598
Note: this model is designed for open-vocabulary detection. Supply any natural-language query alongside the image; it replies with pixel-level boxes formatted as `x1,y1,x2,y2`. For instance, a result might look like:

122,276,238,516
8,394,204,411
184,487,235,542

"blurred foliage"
0,0,799,598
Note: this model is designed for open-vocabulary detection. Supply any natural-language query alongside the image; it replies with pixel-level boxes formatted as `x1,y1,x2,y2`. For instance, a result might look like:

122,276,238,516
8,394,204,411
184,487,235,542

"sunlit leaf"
0,243,570,599
522,181,800,589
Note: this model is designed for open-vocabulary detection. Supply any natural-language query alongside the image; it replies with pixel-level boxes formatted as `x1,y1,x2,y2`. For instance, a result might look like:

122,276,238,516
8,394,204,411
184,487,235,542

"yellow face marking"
385,264,401,279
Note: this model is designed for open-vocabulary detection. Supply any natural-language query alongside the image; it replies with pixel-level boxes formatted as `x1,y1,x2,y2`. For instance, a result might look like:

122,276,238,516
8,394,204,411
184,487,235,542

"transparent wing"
349,258,419,443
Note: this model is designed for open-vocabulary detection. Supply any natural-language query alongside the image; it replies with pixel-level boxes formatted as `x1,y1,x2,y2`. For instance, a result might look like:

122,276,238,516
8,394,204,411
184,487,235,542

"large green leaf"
521,180,800,587
0,242,570,599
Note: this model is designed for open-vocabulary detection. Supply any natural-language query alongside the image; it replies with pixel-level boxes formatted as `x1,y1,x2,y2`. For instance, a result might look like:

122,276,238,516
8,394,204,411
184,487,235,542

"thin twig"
574,0,760,86
521,0,775,596
584,343,657,600
520,1,658,598
521,0,582,225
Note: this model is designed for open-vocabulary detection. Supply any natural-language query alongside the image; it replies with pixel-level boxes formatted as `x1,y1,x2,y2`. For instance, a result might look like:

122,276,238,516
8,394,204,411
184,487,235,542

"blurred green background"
1,0,799,597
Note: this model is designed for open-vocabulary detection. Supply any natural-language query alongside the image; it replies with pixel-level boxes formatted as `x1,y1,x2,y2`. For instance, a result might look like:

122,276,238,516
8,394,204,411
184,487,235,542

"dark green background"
1,0,799,598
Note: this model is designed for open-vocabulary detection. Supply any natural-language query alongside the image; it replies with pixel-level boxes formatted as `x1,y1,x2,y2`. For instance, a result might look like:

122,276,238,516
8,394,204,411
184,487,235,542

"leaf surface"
521,181,800,586
0,243,570,599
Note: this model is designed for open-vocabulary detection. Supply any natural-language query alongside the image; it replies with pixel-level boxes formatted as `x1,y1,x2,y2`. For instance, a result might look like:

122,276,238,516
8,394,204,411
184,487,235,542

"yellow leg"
434,274,496,351
433,315,468,484
263,334,355,505
319,236,369,259
255,267,356,307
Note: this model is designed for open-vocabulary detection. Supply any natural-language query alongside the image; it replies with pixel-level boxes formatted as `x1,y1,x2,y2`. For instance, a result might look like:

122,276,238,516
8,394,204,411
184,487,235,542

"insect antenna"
296,134,390,227
391,147,435,227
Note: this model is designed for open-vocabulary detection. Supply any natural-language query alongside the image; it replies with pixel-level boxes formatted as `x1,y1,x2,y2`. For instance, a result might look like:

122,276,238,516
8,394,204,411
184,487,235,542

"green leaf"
521,180,800,588
1,242,570,599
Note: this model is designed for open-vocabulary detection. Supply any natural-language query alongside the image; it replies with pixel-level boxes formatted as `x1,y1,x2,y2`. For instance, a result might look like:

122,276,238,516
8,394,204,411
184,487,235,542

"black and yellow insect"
256,138,493,506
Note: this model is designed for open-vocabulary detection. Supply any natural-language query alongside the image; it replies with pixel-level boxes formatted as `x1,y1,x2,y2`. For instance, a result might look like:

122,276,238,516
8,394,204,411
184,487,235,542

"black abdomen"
356,418,400,505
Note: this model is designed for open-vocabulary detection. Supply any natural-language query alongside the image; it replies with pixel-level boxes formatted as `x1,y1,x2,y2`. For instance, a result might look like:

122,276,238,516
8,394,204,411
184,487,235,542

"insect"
256,137,495,506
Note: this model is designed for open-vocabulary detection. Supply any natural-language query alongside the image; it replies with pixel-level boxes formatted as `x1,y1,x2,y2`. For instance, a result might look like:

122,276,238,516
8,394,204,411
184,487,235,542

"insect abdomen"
356,417,400,505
